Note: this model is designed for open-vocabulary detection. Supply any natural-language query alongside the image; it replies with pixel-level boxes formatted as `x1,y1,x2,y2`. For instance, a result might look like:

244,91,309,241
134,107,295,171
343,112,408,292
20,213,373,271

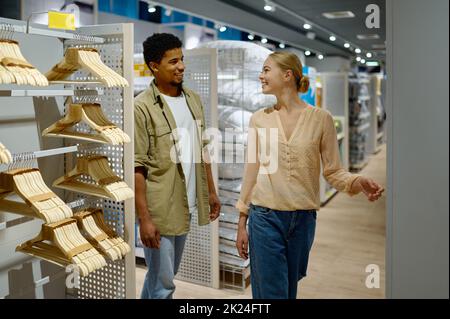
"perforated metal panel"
174,49,219,288
61,27,134,299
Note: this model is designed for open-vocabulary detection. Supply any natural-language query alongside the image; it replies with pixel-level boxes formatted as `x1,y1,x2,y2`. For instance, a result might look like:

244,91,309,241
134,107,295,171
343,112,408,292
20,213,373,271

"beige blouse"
235,105,360,215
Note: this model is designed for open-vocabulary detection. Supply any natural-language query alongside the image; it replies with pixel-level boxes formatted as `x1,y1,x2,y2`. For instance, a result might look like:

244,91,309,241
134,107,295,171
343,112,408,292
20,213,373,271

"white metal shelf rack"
0,17,135,299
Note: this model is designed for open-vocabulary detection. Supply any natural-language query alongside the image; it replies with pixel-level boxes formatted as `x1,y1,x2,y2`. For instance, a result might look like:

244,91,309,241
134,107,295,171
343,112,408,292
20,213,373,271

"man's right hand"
139,218,161,249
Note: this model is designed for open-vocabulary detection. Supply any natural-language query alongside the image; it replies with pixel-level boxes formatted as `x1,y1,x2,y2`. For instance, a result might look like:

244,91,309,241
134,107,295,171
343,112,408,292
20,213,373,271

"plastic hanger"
0,142,13,164
16,218,107,277
0,168,73,223
42,103,130,145
45,47,128,87
53,155,134,201
73,208,130,261
0,39,48,86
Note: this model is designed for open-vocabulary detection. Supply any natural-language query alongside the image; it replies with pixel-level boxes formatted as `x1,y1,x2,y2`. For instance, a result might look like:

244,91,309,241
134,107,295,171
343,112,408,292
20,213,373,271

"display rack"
316,72,350,205
368,74,386,154
0,17,134,299
348,74,371,172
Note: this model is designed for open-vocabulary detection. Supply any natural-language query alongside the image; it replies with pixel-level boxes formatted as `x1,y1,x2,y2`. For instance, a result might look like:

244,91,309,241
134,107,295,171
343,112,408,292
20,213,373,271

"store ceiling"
154,0,386,60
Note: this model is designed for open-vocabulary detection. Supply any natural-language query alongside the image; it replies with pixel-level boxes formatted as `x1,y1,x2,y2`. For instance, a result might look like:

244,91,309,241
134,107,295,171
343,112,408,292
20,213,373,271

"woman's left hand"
353,177,385,202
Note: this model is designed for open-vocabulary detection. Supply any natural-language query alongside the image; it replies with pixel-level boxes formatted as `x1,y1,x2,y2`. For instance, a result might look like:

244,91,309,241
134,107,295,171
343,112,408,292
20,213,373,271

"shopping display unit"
348,74,372,172
315,73,349,205
368,73,386,154
0,17,135,299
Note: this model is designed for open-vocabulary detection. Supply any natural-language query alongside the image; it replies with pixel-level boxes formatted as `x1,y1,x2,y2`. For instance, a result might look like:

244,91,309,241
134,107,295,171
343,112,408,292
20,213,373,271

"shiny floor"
136,145,386,299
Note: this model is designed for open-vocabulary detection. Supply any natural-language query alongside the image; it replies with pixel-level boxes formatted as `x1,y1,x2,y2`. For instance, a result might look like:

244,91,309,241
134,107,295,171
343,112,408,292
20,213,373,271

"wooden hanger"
0,39,48,86
53,155,134,201
73,208,130,261
0,142,13,164
45,47,128,88
16,217,107,277
0,168,73,223
42,103,130,145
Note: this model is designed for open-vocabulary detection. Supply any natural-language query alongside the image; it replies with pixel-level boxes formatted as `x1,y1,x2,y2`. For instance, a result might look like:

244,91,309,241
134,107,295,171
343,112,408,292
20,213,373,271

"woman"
235,51,384,299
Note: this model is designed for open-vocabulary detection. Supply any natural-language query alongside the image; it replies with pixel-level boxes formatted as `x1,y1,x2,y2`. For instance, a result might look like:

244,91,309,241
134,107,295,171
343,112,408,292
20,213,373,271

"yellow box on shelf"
48,11,75,31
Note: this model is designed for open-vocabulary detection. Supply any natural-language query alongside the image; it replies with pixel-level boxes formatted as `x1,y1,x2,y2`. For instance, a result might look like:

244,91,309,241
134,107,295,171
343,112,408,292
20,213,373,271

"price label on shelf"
48,11,76,31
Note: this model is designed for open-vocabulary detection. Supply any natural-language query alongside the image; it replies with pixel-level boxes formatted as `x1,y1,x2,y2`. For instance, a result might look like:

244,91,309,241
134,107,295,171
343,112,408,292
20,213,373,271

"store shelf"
321,188,338,206
359,112,371,120
357,122,371,133
0,89,75,97
0,18,104,43
351,160,369,170
48,81,104,85
359,96,371,101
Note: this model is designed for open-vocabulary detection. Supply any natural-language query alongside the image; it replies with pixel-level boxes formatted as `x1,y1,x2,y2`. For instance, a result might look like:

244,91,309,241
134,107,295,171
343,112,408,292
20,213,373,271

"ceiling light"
356,56,362,62
344,43,351,48
148,6,156,13
322,11,355,19
219,26,227,32
261,38,268,44
366,52,373,58
306,32,316,40
329,35,336,42
318,54,324,60
304,50,311,56
303,23,312,30
361,59,366,64
248,34,255,40
279,43,285,49
264,1,275,12
355,48,362,54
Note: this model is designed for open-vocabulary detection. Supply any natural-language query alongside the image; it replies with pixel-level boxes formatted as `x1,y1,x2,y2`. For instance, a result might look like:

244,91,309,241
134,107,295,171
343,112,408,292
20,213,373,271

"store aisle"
135,145,386,299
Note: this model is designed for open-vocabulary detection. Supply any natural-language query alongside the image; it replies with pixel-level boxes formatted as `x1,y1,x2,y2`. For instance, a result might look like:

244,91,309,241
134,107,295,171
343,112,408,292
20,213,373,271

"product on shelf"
0,39,49,86
16,218,107,277
199,40,272,73
0,168,73,223
53,155,134,201
0,142,13,164
73,208,130,261
219,79,276,112
45,47,129,87
42,103,130,145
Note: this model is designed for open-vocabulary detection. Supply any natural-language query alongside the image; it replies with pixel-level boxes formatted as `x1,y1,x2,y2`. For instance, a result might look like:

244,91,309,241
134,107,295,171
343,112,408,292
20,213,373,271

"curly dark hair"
143,33,183,68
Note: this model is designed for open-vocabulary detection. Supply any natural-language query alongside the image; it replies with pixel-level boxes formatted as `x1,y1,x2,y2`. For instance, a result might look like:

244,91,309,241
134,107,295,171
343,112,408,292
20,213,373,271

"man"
134,33,221,299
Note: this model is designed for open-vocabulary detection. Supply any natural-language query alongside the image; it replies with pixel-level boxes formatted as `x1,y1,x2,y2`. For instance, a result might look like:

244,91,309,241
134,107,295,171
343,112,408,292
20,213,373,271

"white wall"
386,0,449,298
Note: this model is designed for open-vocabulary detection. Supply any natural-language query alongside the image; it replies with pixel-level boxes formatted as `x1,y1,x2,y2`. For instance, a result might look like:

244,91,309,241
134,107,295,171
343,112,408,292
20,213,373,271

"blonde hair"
269,51,310,93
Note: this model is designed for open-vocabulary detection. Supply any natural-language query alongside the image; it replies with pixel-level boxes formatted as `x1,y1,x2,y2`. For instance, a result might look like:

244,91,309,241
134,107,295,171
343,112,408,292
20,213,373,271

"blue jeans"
248,204,317,299
140,234,187,299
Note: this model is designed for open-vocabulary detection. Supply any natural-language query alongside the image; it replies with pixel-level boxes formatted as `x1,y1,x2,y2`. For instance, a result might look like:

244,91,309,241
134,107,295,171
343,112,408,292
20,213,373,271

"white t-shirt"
161,92,197,212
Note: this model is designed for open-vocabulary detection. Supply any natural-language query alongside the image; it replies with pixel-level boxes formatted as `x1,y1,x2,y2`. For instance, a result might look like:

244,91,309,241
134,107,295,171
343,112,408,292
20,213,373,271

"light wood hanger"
16,217,107,277
0,39,48,86
73,208,130,261
0,168,73,223
42,103,130,145
0,142,13,164
45,47,128,88
53,155,134,202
